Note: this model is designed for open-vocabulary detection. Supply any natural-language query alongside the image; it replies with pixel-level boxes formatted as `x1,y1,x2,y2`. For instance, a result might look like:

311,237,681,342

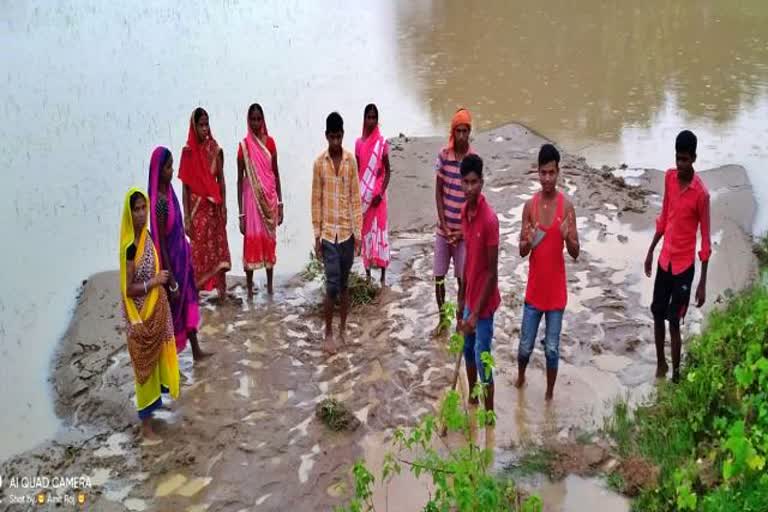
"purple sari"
148,146,200,353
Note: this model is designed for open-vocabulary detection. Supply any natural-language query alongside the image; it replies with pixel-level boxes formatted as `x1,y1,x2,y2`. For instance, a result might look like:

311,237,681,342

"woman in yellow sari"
119,187,180,442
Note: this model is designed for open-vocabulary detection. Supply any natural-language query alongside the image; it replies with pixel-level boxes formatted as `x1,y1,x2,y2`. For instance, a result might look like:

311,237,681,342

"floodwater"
1,0,767,468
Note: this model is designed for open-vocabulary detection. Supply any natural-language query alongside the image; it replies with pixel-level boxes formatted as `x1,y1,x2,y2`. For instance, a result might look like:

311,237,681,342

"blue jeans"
463,307,494,384
518,303,564,370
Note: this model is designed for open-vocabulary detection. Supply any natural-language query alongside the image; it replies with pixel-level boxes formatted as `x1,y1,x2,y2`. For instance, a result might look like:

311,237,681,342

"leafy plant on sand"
752,235,768,269
334,303,542,512
301,251,325,281
302,252,380,307
605,243,768,511
316,398,361,432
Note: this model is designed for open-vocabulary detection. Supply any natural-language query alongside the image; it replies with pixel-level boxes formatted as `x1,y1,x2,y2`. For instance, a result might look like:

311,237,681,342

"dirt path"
0,123,756,512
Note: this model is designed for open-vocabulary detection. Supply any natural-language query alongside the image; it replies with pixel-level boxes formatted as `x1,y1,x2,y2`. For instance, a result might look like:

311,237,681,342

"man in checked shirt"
312,112,363,355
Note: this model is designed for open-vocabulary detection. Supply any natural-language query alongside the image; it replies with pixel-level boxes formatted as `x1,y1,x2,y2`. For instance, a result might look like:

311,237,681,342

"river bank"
0,123,757,511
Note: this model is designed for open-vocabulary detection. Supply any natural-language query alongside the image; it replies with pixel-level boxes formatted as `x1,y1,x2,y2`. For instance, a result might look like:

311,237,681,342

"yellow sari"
120,188,180,418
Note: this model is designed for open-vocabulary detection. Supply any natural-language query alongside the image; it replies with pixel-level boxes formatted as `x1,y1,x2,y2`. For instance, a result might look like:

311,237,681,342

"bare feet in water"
544,390,554,401
141,421,162,445
323,333,337,355
656,362,669,379
339,326,347,345
514,374,526,389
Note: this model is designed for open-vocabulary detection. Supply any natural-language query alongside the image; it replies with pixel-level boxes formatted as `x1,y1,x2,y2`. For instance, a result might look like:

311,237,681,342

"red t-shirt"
461,194,501,318
656,169,711,275
237,136,277,161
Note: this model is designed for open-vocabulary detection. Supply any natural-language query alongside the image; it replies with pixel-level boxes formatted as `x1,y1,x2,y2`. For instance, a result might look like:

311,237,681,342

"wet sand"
0,123,756,511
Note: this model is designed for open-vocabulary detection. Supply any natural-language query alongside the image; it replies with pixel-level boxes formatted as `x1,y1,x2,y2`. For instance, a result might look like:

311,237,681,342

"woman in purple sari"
148,146,210,361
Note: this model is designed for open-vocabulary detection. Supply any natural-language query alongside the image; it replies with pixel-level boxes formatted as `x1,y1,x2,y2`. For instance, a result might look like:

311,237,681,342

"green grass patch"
606,472,626,493
504,447,557,478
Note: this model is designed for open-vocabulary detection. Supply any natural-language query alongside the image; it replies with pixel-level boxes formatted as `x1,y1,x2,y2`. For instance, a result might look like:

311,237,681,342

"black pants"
322,237,354,300
651,263,695,325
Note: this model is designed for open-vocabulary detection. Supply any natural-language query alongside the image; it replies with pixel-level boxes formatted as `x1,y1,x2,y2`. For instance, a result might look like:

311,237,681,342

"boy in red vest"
515,144,580,401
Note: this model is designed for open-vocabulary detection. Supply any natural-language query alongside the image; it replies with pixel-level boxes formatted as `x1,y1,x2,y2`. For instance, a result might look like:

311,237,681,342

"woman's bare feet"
514,374,526,389
141,420,162,445
656,362,669,379
193,350,213,362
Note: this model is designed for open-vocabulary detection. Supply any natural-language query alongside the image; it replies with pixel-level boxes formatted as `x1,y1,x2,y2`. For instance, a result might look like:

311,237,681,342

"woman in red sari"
237,103,283,299
179,107,232,300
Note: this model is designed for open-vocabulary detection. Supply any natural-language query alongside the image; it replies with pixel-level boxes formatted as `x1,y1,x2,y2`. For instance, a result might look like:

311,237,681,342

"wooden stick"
440,350,463,437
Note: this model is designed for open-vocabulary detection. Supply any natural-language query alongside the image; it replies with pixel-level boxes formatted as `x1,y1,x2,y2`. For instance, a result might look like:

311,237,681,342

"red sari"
178,115,231,291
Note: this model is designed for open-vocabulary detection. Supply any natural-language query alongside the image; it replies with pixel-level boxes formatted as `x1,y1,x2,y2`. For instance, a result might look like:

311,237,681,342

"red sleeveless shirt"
524,192,568,311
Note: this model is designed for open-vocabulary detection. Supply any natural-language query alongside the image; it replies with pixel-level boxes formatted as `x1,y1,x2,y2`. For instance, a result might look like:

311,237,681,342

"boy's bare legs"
654,317,669,377
339,289,350,344
434,277,446,335
670,321,682,383
322,294,336,355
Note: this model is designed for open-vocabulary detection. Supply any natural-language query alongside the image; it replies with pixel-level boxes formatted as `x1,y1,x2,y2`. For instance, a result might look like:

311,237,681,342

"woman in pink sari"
355,104,392,285
237,103,283,299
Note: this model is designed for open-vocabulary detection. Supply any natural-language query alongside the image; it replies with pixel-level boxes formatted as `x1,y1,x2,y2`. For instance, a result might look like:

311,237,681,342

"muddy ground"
0,123,757,512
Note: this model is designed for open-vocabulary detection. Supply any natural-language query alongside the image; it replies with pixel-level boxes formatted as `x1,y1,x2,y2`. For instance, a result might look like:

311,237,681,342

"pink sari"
241,127,278,270
356,126,390,269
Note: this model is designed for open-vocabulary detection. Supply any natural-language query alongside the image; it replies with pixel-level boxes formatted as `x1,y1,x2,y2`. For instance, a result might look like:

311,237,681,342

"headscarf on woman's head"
119,187,157,324
147,146,173,266
178,109,223,203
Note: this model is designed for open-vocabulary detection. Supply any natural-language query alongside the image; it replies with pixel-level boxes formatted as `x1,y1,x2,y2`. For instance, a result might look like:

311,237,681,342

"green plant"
303,252,380,307
301,251,324,281
316,398,361,432
752,235,768,268
504,448,556,477
335,302,542,512
606,472,625,493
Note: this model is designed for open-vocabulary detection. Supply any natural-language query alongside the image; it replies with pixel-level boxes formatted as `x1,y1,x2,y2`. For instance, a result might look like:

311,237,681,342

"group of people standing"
431,110,710,439
429,108,581,423
118,102,710,443
119,104,392,439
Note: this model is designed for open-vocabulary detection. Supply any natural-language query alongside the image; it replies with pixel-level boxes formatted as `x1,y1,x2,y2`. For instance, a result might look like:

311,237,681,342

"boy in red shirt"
645,130,711,383
457,154,500,416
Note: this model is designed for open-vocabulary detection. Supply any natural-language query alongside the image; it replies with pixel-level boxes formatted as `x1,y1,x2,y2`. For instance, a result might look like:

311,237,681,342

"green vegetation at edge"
605,238,768,511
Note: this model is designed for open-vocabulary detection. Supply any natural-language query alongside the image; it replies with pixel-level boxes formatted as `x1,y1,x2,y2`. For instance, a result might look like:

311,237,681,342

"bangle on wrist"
143,281,148,294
